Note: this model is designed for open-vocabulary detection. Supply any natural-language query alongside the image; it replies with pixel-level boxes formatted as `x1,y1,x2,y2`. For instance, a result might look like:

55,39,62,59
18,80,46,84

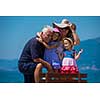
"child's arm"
37,37,58,49
42,41,58,49
74,49,83,60
58,52,64,60
56,50,64,60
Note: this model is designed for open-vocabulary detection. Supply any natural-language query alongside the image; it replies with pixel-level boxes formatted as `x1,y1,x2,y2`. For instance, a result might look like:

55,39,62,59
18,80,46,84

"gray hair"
42,25,53,33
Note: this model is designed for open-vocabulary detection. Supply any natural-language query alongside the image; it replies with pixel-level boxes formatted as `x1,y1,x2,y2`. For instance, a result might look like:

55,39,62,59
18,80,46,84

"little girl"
37,28,62,72
60,37,83,74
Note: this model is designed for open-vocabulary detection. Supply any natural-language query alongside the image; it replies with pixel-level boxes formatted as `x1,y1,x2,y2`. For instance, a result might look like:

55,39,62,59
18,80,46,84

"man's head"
41,26,53,43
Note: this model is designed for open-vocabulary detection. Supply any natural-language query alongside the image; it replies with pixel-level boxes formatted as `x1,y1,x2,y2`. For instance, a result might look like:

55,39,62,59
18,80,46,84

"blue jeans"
18,62,37,83
24,74,35,83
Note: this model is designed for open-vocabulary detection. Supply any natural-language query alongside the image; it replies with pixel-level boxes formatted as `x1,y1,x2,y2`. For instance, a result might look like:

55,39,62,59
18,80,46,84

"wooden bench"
39,72,87,83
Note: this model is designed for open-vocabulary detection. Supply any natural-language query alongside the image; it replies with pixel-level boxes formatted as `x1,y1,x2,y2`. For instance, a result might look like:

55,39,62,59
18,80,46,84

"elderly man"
18,26,53,83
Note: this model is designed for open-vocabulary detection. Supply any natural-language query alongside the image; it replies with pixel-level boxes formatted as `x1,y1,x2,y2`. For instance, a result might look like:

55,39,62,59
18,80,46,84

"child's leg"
34,63,42,83
43,61,53,73
54,69,59,73
34,62,53,83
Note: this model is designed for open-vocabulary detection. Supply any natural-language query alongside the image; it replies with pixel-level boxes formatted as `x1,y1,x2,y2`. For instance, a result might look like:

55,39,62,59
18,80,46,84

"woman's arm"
69,26,80,45
72,32,80,45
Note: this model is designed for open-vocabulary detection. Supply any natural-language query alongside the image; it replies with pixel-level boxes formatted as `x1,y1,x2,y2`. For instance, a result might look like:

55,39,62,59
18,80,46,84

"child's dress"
44,41,62,70
60,50,79,74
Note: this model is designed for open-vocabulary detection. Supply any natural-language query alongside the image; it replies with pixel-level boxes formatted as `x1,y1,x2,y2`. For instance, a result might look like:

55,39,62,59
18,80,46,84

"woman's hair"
65,26,74,42
71,23,76,31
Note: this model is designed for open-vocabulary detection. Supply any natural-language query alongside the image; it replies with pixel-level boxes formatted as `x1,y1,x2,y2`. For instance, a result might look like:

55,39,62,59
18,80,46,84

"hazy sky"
0,16,100,59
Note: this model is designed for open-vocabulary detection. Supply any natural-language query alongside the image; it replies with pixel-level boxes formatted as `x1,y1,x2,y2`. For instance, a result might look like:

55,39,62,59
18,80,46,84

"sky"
0,16,100,59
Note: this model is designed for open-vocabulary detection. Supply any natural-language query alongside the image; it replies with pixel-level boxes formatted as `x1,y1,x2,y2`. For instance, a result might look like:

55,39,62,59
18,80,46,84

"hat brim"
53,22,69,28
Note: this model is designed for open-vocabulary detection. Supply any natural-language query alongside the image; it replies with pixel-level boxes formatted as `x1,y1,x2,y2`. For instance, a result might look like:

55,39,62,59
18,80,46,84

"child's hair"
62,37,74,47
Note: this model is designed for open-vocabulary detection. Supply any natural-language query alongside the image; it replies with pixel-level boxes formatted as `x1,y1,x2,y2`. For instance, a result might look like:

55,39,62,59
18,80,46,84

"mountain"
75,37,100,67
0,69,23,83
0,37,100,83
74,37,100,82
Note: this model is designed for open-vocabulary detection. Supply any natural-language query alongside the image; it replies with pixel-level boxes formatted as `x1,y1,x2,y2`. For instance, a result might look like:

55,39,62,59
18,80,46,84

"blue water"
0,37,100,83
0,67,100,83
0,69,23,83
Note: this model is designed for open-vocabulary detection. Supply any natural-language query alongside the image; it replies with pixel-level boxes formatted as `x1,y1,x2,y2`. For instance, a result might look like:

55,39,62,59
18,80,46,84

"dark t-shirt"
19,37,45,63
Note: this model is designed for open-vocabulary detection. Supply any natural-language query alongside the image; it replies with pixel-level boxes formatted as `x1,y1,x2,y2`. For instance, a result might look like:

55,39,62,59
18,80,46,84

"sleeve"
72,49,77,57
